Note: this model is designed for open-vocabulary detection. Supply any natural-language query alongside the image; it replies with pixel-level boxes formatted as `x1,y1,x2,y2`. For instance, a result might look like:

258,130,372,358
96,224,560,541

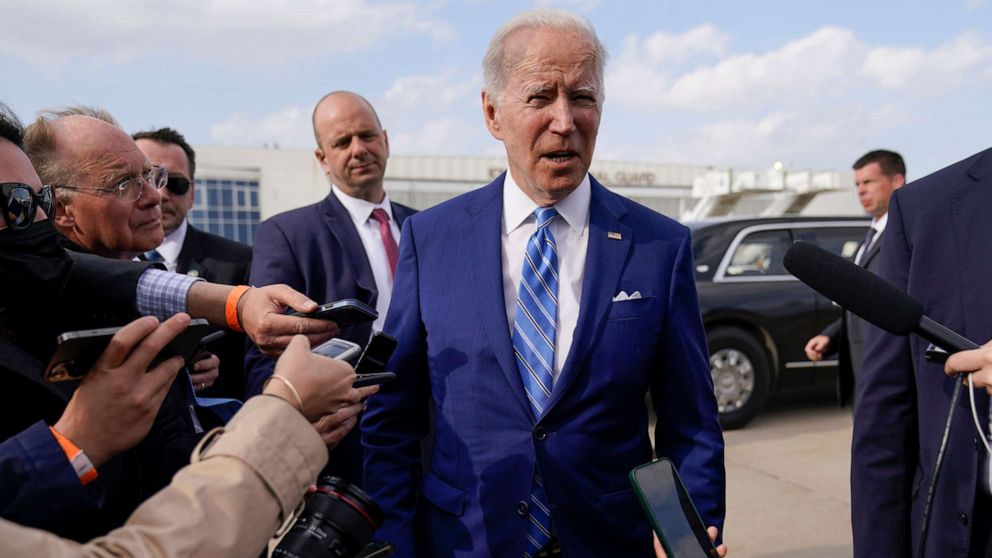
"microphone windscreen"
783,241,923,335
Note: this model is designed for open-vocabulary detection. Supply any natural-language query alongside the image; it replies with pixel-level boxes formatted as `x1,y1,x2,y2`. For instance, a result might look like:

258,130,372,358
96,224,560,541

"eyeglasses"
166,174,191,196
57,165,168,203
0,183,54,230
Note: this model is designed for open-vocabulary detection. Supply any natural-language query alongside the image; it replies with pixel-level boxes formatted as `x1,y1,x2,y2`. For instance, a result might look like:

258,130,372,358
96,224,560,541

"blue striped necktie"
512,206,558,557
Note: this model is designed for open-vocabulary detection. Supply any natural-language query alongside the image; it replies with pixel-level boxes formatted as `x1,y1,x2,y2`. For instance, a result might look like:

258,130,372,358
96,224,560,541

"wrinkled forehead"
502,27,602,88
0,137,43,189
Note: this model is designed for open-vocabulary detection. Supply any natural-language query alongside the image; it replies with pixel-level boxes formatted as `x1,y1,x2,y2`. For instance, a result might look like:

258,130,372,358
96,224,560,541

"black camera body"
273,477,386,558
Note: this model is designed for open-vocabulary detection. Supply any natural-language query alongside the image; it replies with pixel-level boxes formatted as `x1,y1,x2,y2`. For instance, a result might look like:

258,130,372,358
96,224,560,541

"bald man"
245,91,415,487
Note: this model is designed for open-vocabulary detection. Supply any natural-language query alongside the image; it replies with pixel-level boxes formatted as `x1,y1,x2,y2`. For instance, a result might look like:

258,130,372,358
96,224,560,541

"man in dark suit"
804,150,905,406
246,91,415,487
361,10,725,558
852,146,992,557
134,127,252,399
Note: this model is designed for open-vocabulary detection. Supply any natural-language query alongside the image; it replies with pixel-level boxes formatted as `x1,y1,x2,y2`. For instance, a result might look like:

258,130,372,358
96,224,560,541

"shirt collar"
871,212,888,234
502,171,590,236
157,218,187,263
331,184,393,224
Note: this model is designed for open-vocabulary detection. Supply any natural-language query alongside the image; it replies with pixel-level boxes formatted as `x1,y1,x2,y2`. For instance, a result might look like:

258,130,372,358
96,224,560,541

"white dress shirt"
854,212,887,265
501,172,591,379
331,185,402,334
153,218,188,273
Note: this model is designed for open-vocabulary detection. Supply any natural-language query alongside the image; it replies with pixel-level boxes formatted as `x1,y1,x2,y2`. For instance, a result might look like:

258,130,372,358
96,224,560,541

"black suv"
688,216,870,429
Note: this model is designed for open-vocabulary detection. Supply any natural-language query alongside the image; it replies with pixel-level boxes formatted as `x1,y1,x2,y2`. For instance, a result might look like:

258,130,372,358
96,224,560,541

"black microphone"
782,241,979,353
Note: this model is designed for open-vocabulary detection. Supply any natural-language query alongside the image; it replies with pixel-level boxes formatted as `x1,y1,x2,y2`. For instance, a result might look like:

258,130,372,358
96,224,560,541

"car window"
792,227,866,261
725,229,792,277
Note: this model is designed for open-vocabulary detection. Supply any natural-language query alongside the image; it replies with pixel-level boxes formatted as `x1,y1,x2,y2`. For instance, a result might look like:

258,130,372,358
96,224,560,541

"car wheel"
707,327,771,430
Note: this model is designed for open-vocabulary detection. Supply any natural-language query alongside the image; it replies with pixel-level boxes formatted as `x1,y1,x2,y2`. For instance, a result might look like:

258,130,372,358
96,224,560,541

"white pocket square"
612,290,642,302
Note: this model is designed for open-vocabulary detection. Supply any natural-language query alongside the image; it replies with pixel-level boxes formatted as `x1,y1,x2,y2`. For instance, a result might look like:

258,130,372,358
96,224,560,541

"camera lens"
273,476,384,558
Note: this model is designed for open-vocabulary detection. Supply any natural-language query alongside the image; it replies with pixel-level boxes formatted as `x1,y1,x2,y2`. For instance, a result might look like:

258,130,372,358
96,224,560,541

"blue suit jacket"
852,147,992,557
245,192,415,486
362,175,725,558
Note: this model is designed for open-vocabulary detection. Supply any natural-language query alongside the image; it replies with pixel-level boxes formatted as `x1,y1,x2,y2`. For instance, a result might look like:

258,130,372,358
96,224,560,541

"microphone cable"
917,379,962,558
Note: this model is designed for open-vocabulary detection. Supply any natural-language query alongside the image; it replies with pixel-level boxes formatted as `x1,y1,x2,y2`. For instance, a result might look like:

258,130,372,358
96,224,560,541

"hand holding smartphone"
46,319,213,382
629,458,720,558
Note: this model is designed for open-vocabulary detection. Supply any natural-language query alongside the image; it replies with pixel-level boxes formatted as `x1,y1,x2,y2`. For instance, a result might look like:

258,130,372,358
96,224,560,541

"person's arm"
1,314,189,531
651,231,726,534
850,191,918,557
0,335,361,558
362,218,431,557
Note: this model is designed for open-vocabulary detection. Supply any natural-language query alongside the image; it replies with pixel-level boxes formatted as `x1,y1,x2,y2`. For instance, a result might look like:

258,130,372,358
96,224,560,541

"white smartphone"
312,337,362,363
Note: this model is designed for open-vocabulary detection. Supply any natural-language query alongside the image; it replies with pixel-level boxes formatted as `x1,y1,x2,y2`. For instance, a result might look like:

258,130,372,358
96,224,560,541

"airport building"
191,145,863,245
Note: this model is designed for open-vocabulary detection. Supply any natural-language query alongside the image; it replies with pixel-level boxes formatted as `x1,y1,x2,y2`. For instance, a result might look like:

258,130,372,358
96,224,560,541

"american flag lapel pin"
607,231,622,240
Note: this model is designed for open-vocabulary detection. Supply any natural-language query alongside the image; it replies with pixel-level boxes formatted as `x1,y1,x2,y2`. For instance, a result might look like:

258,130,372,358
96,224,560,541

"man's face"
313,93,389,203
0,137,47,230
483,27,602,206
136,138,193,235
855,162,904,219
54,117,163,259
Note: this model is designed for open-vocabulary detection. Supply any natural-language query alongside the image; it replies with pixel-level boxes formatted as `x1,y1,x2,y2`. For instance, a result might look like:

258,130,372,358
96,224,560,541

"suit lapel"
320,195,377,298
860,231,883,269
175,226,208,278
545,179,631,415
465,176,533,415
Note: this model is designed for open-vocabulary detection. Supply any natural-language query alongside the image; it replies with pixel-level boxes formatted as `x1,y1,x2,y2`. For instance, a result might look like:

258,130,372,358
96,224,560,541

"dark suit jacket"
175,225,252,399
245,193,415,486
361,175,725,558
819,229,884,406
852,147,992,557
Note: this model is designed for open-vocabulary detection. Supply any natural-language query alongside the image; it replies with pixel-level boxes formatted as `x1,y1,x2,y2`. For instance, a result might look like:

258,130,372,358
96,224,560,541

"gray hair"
24,105,121,203
482,9,608,104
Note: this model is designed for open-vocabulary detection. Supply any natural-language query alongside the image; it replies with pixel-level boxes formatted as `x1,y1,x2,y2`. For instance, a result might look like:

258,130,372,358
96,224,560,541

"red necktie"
370,208,398,278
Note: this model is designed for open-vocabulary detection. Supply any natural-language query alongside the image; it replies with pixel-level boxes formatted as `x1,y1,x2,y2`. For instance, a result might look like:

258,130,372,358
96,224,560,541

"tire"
707,327,771,430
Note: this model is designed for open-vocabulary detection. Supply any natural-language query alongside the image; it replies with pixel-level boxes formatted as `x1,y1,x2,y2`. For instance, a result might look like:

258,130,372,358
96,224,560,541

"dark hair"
853,150,906,179
132,127,196,178
0,103,24,148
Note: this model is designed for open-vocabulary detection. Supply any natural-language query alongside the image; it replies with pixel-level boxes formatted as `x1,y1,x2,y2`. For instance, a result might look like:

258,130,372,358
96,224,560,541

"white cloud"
210,106,311,148
638,24,731,66
861,32,992,91
384,69,482,109
388,116,490,155
609,26,862,112
0,0,454,68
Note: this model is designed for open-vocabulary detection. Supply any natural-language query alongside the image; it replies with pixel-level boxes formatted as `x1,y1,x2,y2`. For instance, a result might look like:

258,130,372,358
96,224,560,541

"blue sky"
2,0,990,177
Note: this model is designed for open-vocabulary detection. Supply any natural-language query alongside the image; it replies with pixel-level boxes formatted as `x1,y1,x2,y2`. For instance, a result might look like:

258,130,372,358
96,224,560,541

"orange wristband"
225,285,251,333
49,426,98,485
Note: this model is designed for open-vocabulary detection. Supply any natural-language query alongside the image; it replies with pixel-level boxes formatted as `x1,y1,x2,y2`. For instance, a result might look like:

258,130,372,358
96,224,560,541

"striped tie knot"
534,207,558,229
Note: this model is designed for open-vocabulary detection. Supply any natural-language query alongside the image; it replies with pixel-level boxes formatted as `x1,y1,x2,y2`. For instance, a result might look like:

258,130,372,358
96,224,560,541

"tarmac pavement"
722,388,853,558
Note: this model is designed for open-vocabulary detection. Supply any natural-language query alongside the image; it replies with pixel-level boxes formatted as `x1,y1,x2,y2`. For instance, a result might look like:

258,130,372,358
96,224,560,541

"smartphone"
355,331,397,375
629,458,719,558
291,299,377,328
312,337,363,363
354,372,397,388
46,319,212,382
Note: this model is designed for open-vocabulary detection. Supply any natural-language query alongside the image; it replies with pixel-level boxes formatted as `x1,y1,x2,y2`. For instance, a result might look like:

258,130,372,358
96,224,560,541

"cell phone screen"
630,459,718,558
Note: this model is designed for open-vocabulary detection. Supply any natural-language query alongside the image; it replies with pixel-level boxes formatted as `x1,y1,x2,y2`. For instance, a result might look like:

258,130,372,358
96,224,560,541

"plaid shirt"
135,268,203,319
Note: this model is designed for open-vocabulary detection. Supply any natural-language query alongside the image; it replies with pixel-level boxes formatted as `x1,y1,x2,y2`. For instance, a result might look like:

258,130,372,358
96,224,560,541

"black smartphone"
354,372,397,388
46,319,212,382
629,458,719,558
291,299,377,328
355,331,397,375
312,337,363,363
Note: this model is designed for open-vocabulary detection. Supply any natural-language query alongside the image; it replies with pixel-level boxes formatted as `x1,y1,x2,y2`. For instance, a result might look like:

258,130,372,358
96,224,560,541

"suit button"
959,512,969,526
517,501,529,515
534,427,548,441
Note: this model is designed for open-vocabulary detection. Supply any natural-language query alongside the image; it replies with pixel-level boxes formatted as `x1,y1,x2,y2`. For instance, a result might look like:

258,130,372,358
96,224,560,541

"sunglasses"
166,175,191,196
1,183,54,230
